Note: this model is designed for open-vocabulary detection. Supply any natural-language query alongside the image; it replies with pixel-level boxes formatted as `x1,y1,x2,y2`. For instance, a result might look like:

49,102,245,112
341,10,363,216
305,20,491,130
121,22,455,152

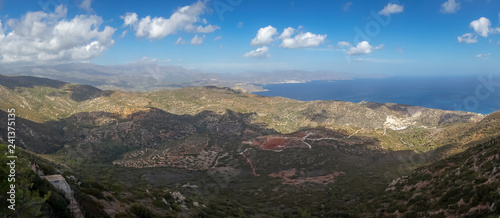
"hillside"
0,74,481,132
369,135,500,217
0,74,498,217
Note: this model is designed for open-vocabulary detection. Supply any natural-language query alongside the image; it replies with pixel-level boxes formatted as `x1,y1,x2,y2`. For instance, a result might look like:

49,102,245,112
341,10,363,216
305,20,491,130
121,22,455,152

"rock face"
41,175,84,218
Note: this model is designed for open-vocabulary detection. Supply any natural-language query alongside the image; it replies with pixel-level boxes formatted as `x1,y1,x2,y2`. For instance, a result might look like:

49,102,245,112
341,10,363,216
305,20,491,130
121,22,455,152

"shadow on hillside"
0,74,66,89
0,106,466,180
0,109,65,153
0,74,114,102
0,107,276,155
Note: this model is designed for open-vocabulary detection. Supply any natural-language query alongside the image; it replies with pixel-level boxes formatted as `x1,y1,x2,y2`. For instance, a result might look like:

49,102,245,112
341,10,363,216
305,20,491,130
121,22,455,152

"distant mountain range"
1,63,356,92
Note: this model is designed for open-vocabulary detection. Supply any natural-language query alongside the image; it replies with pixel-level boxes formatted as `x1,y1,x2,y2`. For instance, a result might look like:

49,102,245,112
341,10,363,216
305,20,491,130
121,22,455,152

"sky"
0,0,499,76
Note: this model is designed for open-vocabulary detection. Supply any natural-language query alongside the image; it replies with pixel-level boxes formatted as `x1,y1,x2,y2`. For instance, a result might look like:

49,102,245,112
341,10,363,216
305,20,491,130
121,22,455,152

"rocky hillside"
0,74,482,145
0,74,498,217
371,135,500,217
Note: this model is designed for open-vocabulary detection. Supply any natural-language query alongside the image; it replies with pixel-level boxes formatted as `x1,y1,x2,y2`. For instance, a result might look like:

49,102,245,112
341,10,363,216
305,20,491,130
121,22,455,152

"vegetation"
363,137,500,217
0,75,498,217
0,144,69,217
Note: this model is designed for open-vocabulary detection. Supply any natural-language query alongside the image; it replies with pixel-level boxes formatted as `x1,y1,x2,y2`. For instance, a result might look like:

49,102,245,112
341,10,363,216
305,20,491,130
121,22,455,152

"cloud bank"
0,5,115,64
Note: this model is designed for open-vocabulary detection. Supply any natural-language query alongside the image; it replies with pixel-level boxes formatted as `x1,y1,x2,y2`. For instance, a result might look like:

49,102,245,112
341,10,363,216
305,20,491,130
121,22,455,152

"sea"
253,75,500,115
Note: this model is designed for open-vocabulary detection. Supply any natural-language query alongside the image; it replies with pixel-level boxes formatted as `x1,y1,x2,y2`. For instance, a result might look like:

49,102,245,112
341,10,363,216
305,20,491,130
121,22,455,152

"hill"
0,74,498,217
370,135,500,217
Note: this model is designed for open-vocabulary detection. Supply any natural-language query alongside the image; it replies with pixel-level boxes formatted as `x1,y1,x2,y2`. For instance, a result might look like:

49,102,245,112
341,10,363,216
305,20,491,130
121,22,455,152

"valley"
0,74,499,217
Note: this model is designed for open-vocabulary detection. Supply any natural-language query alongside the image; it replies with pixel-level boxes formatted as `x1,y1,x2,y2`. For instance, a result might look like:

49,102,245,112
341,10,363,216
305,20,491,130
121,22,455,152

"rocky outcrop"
41,175,84,218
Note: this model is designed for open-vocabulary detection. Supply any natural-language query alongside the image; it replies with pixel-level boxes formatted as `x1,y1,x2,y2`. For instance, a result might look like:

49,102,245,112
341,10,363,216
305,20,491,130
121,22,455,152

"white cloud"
457,33,478,44
343,2,352,12
237,22,243,28
121,12,138,27
440,0,460,14
243,46,270,59
458,17,500,44
280,32,327,49
0,5,115,64
345,41,384,55
191,34,205,45
470,17,491,37
139,56,157,63
213,36,222,41
379,3,404,16
120,30,127,38
185,24,220,33
131,56,171,64
79,0,92,12
250,25,278,46
278,27,295,39
175,37,185,45
475,53,491,58
337,41,352,48
122,1,218,39
493,27,500,34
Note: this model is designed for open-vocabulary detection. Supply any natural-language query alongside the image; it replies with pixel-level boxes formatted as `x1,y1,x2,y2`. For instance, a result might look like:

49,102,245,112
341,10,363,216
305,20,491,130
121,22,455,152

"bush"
129,203,155,218
81,187,105,199
105,195,115,202
152,199,170,210
387,203,398,213
439,187,462,205
398,204,408,213
115,212,134,218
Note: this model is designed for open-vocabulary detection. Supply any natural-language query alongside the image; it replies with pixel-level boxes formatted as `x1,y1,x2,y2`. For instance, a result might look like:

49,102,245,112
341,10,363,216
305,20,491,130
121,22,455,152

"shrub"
129,203,155,218
115,212,134,218
398,204,408,213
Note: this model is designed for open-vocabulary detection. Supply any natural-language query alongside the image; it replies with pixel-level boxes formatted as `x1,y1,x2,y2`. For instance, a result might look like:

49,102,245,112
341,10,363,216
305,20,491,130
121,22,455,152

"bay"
253,75,500,115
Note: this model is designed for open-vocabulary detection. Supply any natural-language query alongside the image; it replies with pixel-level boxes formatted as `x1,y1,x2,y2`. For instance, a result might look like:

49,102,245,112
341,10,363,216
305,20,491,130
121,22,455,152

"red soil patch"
246,136,291,150
247,135,312,150
262,137,288,150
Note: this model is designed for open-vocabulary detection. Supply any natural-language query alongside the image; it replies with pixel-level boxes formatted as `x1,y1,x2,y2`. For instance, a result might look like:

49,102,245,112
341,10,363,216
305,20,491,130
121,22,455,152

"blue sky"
0,0,499,76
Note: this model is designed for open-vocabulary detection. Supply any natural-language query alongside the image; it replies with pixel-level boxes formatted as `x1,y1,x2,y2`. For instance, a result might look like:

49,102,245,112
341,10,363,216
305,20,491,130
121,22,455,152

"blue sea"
253,75,500,115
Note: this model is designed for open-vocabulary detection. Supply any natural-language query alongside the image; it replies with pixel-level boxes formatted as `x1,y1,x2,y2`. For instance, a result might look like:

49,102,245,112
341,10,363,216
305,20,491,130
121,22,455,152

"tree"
0,144,51,217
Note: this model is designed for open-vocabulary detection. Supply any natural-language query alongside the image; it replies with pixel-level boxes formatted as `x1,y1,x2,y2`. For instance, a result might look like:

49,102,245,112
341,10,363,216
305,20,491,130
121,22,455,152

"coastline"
248,79,499,115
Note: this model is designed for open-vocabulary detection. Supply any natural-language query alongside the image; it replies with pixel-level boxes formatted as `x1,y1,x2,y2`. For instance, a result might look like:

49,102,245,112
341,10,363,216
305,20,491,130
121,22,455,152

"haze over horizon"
0,0,499,76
